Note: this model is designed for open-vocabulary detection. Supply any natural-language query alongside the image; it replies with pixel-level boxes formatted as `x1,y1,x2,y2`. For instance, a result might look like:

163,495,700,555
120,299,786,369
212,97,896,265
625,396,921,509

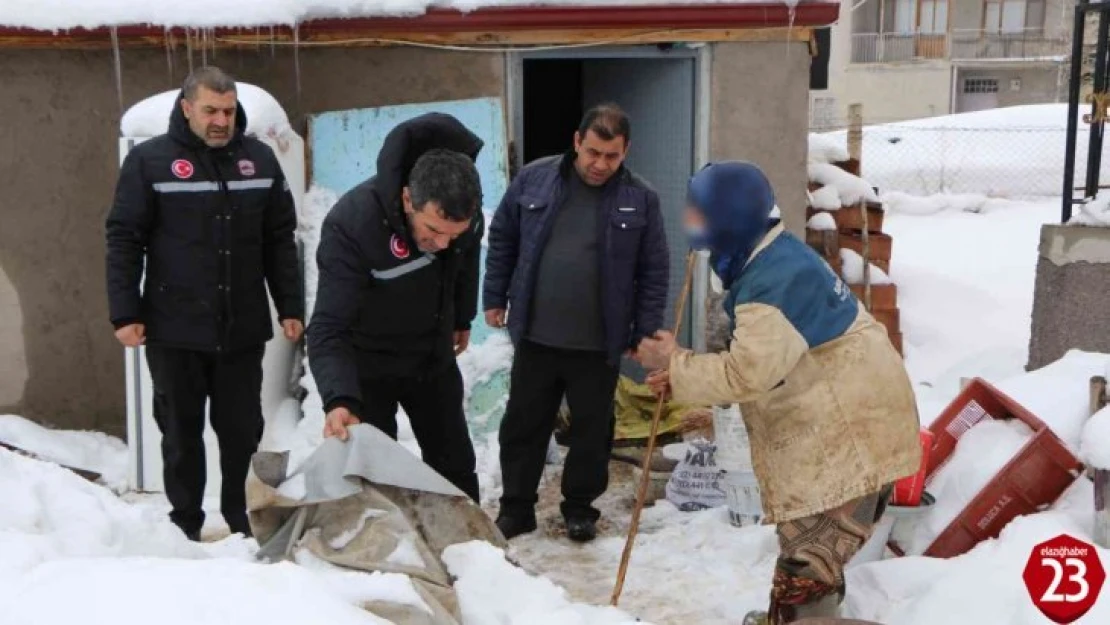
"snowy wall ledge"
1028,224,1110,370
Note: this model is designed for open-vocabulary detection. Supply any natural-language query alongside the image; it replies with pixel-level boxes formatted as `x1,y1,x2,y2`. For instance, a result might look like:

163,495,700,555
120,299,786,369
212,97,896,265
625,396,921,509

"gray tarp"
246,424,507,625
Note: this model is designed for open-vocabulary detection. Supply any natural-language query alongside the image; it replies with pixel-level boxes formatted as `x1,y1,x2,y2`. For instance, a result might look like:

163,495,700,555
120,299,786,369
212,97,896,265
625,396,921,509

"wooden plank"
0,26,812,49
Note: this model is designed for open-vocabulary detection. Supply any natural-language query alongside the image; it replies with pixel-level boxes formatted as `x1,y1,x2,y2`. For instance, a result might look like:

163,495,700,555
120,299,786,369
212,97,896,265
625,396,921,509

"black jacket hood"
168,89,249,148
372,112,484,235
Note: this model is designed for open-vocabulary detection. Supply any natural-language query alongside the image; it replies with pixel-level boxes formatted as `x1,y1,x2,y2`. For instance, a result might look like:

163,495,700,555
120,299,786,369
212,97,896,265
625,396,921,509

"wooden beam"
0,26,812,50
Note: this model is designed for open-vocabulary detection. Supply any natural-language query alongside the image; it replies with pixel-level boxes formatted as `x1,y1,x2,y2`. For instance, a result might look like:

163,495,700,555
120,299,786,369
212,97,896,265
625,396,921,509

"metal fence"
814,123,1110,199
851,30,1069,64
851,32,947,63
949,30,1069,61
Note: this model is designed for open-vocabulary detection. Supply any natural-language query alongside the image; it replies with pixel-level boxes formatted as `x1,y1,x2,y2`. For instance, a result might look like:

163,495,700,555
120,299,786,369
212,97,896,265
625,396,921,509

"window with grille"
964,78,1000,93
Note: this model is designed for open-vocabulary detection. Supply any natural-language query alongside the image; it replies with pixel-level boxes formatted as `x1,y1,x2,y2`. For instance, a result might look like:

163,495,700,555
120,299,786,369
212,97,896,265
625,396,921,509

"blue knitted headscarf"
685,161,779,287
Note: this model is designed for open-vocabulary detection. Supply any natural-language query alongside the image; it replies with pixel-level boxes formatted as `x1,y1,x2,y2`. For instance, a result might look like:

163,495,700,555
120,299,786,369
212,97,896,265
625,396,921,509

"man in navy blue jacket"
483,104,670,541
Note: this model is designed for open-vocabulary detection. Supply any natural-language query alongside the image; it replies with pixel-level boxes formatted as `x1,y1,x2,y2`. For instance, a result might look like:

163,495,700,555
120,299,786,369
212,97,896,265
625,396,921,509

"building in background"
812,0,1073,128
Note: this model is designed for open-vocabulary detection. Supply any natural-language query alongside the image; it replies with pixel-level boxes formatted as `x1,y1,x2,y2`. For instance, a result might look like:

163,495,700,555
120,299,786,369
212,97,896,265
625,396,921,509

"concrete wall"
710,41,810,235
1028,225,1110,370
950,0,983,31
956,64,1063,108
0,47,502,436
835,62,953,123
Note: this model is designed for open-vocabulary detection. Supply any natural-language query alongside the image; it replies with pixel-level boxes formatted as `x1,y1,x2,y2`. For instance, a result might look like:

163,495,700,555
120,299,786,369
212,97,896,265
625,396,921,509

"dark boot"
226,514,253,538
496,514,537,540
566,517,597,543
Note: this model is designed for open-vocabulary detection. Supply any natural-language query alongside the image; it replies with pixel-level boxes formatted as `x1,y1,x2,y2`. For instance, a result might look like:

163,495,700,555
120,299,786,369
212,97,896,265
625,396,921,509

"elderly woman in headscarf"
635,161,921,624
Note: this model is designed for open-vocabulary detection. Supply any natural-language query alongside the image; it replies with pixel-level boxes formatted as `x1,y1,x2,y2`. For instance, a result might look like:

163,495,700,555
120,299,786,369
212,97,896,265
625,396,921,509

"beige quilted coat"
669,227,922,523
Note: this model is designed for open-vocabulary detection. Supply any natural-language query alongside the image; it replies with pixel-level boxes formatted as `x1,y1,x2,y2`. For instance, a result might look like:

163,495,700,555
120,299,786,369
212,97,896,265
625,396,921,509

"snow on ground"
847,494,1110,625
506,501,780,623
883,198,1055,420
824,104,1110,197
0,443,640,624
444,541,642,625
0,414,129,492
0,0,809,31
1083,406,1110,470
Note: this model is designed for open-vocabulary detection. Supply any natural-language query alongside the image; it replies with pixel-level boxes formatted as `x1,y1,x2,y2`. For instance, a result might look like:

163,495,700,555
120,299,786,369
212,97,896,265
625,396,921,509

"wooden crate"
839,231,893,263
850,283,897,310
889,331,903,355
871,307,901,335
805,227,840,258
807,202,885,233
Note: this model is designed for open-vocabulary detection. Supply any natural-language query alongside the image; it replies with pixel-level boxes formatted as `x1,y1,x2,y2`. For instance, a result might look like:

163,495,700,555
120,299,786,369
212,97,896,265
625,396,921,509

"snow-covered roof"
1,0,822,31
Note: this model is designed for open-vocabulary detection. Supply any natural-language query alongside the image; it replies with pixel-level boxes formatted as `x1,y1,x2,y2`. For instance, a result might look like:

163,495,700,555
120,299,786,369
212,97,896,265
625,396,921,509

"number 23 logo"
1041,557,1090,603
1023,535,1105,624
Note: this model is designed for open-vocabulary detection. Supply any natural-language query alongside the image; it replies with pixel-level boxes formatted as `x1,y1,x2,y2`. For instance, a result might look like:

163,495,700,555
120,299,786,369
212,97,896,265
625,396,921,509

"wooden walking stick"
611,251,697,606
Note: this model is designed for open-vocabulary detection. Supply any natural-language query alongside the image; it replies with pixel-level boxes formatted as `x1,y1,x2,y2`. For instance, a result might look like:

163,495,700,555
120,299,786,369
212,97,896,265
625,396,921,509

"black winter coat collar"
167,89,249,151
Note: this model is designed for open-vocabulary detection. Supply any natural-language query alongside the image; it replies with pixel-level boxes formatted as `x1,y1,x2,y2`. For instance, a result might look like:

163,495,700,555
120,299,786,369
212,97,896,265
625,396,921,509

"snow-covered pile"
808,132,850,165
0,444,644,624
808,163,879,208
0,446,207,575
0,0,815,31
839,249,892,285
121,83,298,149
806,211,836,231
881,191,992,216
805,132,880,212
1082,406,1110,470
910,419,1034,554
0,414,129,492
1069,191,1110,227
846,492,1110,624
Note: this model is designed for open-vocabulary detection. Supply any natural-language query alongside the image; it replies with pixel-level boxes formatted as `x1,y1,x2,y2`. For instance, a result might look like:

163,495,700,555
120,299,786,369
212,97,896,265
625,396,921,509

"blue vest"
723,231,859,348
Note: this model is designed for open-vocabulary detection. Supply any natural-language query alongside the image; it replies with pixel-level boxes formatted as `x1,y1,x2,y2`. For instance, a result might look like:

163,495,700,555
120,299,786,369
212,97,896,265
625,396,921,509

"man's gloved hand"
323,406,360,441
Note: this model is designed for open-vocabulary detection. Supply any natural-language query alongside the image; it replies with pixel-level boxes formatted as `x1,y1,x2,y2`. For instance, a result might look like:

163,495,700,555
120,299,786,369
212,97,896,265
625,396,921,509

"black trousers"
146,344,265,535
499,341,620,522
358,359,480,502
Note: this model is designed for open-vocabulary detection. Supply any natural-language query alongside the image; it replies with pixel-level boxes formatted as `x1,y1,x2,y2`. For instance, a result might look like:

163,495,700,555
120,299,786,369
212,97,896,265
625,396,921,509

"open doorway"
512,48,700,377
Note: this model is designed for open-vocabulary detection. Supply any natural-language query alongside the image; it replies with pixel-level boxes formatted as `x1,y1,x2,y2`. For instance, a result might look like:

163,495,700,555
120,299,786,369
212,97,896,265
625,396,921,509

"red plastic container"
891,428,933,506
921,378,1084,558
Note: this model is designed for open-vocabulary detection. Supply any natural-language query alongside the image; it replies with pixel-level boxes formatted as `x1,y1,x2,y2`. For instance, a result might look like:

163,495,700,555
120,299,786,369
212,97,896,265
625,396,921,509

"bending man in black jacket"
105,66,304,541
307,113,484,502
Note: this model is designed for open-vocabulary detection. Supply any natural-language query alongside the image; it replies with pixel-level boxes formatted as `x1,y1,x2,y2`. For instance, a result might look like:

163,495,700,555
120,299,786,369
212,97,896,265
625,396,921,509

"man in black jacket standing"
105,66,304,541
307,113,484,502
